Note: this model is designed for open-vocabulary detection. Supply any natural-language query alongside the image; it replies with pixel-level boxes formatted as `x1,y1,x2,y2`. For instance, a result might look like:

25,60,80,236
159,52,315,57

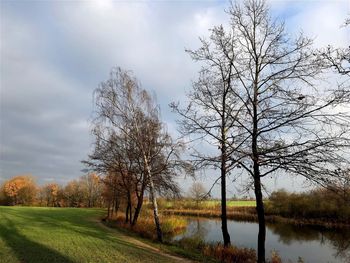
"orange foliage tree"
39,183,60,207
2,175,37,205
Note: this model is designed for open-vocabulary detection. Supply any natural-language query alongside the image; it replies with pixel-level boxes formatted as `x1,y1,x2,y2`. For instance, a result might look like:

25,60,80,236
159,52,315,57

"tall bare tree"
175,0,350,261
221,1,350,262
171,23,243,246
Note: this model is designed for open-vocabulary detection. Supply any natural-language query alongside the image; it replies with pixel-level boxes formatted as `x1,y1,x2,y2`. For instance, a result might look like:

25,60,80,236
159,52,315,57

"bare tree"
81,173,102,208
189,181,207,207
85,67,184,242
219,1,350,262
175,0,350,261
171,22,243,246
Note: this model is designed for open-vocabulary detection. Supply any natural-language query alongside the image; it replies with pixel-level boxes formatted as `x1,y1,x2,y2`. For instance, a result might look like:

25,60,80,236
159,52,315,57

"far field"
204,200,256,207
0,207,188,263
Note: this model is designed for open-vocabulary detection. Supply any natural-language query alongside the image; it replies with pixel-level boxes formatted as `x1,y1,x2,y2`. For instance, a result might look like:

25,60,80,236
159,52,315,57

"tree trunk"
125,203,130,223
110,194,115,218
254,174,266,263
129,202,132,224
125,191,132,224
107,199,111,219
114,196,120,215
221,92,230,247
144,157,163,242
252,56,265,262
132,191,144,226
221,149,231,247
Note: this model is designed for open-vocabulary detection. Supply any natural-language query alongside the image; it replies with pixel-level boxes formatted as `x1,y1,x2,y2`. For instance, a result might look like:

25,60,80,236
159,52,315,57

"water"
173,217,350,263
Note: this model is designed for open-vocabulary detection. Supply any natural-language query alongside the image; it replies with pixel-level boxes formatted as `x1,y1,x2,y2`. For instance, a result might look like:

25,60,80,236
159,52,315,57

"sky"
1,0,349,197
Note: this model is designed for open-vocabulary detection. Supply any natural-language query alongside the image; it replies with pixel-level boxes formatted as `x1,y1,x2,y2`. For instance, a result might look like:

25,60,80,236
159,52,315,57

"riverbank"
106,210,285,263
0,206,194,263
161,208,350,229
106,219,283,263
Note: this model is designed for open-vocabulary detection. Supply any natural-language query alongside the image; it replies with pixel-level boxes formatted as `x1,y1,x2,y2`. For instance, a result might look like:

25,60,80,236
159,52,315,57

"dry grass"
202,243,256,263
162,207,350,228
111,211,187,240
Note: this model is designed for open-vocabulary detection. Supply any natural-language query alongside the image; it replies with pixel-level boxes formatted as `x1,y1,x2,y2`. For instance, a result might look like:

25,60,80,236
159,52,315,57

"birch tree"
86,67,183,242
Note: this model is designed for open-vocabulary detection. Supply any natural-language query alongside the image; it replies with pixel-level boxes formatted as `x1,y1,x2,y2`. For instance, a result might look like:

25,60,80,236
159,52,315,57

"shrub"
266,188,350,223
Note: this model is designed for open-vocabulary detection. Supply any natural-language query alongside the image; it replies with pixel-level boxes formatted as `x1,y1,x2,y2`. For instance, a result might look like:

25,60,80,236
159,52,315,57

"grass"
111,211,187,240
0,206,184,263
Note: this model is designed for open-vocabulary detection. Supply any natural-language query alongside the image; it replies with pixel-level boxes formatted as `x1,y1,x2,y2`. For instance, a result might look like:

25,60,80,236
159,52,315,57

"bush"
266,188,350,222
111,209,187,240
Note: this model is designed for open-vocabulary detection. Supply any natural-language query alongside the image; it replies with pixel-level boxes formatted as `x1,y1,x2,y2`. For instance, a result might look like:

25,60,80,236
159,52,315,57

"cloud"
0,0,348,196
285,0,349,47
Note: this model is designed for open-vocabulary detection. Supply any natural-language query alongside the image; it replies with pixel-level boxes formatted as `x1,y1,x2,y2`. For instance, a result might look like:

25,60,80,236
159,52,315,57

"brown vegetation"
1,175,37,205
0,173,103,207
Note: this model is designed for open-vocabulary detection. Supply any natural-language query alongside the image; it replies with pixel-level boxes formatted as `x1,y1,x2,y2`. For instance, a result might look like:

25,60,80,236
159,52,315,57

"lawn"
0,206,181,263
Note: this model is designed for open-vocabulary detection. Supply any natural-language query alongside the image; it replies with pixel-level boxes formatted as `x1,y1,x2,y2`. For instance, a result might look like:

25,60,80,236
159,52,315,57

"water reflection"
267,223,321,244
173,217,350,263
187,219,209,241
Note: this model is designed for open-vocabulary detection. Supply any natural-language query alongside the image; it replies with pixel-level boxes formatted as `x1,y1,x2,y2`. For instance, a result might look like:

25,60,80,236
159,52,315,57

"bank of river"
173,217,350,263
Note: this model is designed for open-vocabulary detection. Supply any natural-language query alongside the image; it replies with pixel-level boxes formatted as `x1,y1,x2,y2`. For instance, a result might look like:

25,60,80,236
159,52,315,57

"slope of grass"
0,206,181,263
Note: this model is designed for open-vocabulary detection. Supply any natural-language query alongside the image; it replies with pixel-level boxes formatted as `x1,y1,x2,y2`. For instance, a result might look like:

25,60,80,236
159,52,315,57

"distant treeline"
265,188,350,224
0,174,104,207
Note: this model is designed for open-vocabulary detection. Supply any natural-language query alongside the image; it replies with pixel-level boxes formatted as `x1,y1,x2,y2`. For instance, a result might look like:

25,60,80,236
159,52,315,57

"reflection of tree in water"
267,223,320,245
267,222,350,262
323,230,350,262
187,218,210,241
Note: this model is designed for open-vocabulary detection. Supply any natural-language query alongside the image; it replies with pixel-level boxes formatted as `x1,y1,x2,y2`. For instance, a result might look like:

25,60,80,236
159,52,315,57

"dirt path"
97,220,196,263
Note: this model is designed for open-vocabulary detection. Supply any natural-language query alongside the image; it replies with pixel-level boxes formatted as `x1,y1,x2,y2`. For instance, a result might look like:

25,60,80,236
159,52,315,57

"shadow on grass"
0,217,75,263
0,208,170,262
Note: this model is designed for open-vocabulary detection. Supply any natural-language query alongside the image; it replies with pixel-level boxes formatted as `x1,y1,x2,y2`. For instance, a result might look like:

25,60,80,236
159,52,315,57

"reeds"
111,211,187,240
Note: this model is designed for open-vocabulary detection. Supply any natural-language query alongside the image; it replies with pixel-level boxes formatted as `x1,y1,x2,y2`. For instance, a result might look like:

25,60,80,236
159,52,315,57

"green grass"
0,206,181,263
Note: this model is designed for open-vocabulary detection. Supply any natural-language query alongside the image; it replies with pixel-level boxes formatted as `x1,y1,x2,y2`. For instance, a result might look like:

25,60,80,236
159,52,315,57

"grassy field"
0,206,184,263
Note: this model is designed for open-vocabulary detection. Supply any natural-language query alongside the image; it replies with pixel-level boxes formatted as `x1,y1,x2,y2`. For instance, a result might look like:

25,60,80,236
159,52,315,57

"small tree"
189,182,207,208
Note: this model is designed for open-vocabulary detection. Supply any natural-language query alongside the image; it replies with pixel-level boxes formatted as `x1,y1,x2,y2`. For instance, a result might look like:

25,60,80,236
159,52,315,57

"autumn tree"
2,175,37,205
40,183,60,207
85,67,184,242
63,180,85,207
81,173,102,208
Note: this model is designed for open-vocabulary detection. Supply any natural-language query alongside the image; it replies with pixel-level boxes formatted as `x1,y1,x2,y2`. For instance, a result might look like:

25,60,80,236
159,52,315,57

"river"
173,217,350,263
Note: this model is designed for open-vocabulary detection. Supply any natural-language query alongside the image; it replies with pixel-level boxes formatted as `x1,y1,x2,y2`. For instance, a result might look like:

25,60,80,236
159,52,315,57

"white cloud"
1,0,348,194
283,1,349,47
